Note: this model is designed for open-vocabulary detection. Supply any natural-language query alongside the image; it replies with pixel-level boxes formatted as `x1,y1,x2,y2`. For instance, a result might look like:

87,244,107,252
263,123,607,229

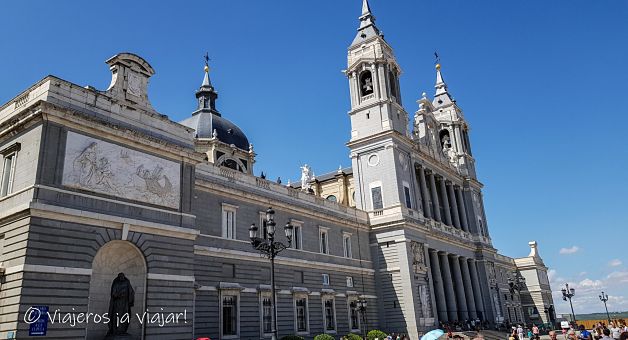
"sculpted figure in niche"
411,241,425,266
107,273,135,337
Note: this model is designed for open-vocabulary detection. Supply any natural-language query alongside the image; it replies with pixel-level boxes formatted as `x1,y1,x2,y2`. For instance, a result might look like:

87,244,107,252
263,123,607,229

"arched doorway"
87,240,146,339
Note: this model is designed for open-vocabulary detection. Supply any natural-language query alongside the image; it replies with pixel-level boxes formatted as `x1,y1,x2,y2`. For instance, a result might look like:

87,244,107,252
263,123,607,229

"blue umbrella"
421,329,445,340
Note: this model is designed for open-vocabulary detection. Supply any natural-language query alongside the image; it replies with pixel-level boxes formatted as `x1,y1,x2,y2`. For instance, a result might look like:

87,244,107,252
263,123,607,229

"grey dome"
180,111,249,150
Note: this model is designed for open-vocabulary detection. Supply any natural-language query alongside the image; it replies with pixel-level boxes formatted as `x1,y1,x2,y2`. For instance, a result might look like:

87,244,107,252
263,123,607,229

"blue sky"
1,1,626,314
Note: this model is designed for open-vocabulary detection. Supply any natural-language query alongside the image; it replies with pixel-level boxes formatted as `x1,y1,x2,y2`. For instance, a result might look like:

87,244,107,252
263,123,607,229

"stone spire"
352,0,382,46
195,55,219,116
432,63,454,108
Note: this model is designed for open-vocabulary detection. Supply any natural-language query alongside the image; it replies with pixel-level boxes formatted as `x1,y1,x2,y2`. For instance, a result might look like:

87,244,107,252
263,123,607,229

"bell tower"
431,63,477,178
346,0,417,214
346,0,409,141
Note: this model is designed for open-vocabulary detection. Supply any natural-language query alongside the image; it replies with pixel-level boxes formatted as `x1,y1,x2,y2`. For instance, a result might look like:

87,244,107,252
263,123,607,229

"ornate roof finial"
202,52,212,87
362,0,372,16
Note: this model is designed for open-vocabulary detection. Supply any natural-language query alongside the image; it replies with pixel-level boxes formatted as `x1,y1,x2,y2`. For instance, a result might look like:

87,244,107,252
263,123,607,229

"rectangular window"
1,152,16,197
319,228,329,254
222,294,238,337
295,296,309,333
323,297,336,332
259,211,269,240
371,186,383,210
261,295,272,335
291,220,303,250
343,233,352,258
322,273,330,286
349,299,360,331
222,204,238,239
346,276,354,288
403,185,412,209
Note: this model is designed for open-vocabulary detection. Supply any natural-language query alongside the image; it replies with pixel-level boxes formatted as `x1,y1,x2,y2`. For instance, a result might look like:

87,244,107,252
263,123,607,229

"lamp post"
561,284,576,325
249,207,293,340
508,272,526,323
599,292,611,324
356,298,368,339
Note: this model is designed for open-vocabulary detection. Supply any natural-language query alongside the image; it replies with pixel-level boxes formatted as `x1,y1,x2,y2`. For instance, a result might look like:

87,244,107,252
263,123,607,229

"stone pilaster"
439,252,458,321
468,259,486,320
450,254,469,321
439,177,453,226
418,167,431,219
460,257,478,319
456,186,469,232
429,249,448,322
447,182,461,229
428,172,441,222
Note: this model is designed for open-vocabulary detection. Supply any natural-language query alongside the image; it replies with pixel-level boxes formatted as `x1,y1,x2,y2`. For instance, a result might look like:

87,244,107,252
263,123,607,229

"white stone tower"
346,0,417,214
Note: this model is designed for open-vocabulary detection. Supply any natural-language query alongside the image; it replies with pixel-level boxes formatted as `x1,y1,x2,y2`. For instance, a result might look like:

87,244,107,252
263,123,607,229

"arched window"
221,159,240,171
389,69,397,99
326,195,337,202
359,70,374,97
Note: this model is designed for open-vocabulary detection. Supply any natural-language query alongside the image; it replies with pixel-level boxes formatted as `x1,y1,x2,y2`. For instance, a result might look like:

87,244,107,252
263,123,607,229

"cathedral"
0,1,554,339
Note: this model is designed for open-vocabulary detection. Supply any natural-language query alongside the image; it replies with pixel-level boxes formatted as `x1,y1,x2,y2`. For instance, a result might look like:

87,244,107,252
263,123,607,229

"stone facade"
0,2,554,339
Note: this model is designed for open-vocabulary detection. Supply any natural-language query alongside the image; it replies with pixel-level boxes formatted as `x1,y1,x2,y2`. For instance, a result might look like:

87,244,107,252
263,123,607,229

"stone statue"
411,241,425,266
300,164,312,192
107,273,135,337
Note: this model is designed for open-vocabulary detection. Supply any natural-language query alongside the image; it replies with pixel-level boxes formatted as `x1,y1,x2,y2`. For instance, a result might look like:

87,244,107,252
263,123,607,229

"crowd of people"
440,319,491,333
552,322,628,340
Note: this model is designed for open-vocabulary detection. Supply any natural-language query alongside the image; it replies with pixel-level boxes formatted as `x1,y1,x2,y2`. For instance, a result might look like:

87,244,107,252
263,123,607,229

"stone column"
468,260,486,320
450,254,469,321
459,257,478,319
447,182,461,229
349,72,358,107
428,172,441,222
418,167,431,218
439,177,453,226
372,63,381,99
439,252,457,321
378,64,388,100
456,187,469,232
429,249,448,322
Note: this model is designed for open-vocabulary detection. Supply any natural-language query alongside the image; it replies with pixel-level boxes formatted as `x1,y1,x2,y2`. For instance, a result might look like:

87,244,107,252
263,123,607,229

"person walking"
533,325,540,340
518,325,525,340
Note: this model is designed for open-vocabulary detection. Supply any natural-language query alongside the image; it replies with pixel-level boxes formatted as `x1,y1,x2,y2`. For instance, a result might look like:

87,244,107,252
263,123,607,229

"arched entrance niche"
87,240,147,339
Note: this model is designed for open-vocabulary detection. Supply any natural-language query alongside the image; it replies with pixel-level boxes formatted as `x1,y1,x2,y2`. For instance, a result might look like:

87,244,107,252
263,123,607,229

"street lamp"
356,298,369,339
561,284,576,325
599,292,611,324
249,207,293,340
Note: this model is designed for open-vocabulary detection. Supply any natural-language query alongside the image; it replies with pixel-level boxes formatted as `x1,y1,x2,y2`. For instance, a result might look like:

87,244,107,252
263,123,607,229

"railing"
200,164,368,220
14,92,30,109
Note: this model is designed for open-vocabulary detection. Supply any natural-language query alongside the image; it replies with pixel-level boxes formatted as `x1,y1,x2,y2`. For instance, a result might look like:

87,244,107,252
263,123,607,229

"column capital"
429,248,438,253
445,180,454,186
448,253,460,259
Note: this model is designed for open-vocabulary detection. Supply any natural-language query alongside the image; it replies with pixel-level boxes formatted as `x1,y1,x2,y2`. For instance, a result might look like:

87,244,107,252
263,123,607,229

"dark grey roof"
179,110,249,150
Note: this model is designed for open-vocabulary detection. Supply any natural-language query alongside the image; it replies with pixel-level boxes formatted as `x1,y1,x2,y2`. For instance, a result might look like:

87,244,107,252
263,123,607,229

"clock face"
127,72,141,97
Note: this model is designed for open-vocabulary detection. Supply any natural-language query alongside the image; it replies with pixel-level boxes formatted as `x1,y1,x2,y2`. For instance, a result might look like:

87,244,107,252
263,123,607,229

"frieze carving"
62,132,180,208
410,241,427,273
